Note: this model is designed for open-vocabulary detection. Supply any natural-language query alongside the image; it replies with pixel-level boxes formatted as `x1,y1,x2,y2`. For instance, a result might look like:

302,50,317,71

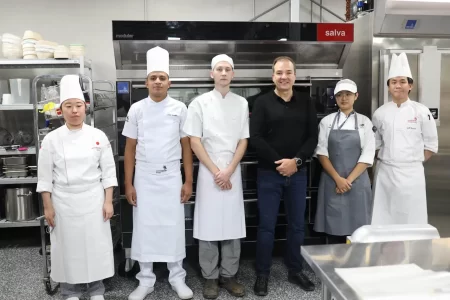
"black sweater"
249,90,318,170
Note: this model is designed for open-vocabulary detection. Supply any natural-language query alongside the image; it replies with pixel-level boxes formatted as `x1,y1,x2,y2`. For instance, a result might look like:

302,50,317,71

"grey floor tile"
0,246,322,300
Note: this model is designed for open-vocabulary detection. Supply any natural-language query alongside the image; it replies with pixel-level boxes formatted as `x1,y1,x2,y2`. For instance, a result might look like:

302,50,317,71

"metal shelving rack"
0,58,92,228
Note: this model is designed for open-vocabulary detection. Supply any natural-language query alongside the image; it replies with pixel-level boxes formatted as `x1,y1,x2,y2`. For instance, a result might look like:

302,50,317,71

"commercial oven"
112,20,353,273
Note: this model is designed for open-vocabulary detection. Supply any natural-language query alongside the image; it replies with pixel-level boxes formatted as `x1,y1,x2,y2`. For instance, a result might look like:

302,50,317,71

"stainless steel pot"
5,187,38,221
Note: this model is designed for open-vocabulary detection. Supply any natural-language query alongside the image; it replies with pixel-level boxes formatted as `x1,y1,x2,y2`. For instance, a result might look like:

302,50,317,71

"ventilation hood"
112,21,354,81
374,0,450,36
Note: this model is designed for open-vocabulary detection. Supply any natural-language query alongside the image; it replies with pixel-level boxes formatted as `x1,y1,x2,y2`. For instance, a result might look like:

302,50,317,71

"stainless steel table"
301,238,450,300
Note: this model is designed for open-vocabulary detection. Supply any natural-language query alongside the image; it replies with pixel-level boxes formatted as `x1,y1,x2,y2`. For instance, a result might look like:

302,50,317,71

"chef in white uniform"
123,46,194,300
371,52,439,225
37,75,117,300
183,54,248,299
314,79,375,243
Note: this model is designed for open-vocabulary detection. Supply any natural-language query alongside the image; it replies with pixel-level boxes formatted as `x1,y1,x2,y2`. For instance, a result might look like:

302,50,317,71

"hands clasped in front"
275,158,298,177
335,176,352,194
214,167,233,190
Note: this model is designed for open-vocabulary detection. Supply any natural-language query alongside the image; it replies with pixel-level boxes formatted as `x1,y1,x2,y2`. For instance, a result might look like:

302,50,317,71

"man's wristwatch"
293,157,302,167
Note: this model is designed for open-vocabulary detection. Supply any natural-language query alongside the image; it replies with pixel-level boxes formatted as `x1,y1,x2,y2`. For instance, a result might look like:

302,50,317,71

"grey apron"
314,112,372,236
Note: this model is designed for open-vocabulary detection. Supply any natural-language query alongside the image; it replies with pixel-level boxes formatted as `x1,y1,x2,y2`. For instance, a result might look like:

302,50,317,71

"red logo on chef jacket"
408,117,418,123
316,23,354,42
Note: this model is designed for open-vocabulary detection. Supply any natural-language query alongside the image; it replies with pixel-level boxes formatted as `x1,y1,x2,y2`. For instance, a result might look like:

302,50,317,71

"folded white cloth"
335,264,450,299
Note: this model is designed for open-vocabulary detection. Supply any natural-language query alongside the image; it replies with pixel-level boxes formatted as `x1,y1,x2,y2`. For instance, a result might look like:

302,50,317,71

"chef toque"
211,54,234,70
147,46,170,76
334,79,357,95
388,52,413,80
59,74,85,107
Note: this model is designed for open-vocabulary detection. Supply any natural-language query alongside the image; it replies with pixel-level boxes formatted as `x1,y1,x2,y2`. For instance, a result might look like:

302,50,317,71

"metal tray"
4,170,29,177
2,156,27,165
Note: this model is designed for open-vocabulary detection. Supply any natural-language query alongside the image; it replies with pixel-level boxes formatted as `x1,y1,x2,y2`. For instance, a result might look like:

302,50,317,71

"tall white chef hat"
147,46,170,76
334,79,357,95
211,54,234,70
59,75,85,107
388,52,413,80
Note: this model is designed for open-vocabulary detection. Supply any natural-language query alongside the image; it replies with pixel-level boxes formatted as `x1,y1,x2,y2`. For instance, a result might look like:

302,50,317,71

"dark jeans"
255,168,307,277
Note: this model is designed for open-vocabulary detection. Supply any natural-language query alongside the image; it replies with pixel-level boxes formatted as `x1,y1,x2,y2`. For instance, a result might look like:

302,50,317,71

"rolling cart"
37,215,59,295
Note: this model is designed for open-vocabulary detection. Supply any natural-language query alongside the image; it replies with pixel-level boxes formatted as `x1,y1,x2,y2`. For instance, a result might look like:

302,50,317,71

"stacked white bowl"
22,30,43,59
69,44,85,58
1,33,22,59
35,40,58,59
54,45,70,59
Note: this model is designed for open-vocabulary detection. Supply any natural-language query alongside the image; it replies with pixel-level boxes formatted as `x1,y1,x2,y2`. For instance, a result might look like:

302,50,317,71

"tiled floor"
0,244,322,300
4,213,447,300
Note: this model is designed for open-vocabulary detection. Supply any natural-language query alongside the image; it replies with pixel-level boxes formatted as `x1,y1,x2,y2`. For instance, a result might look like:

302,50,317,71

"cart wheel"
44,279,59,296
118,259,140,278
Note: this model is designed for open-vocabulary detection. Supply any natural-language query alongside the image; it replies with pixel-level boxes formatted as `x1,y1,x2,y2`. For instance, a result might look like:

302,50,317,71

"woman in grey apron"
314,79,376,243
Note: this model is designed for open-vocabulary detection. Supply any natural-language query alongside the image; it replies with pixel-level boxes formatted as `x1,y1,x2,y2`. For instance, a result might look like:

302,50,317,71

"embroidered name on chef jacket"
407,117,418,123
156,165,167,174
406,116,419,130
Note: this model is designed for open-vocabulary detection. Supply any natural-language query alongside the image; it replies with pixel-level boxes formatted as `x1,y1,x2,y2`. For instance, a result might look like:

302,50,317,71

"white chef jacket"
122,96,188,163
37,124,118,192
183,89,249,153
314,111,376,166
372,99,438,163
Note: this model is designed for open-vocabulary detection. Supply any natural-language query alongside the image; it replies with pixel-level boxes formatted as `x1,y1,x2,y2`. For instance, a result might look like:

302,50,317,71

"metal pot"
2,156,27,165
5,187,38,221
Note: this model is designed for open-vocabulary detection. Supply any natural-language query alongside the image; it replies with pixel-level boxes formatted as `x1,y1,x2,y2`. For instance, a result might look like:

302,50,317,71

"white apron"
48,127,114,284
193,151,246,241
50,181,114,284
131,160,185,262
129,98,186,263
371,160,427,225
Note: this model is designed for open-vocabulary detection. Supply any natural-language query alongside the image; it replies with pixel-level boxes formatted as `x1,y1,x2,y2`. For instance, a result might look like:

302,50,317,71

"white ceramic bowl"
2,33,21,44
36,51,53,59
23,54,38,60
2,49,22,59
23,31,42,41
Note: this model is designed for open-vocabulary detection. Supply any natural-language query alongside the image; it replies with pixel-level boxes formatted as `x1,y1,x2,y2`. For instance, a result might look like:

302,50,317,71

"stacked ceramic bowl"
22,30,43,59
54,45,70,59
35,40,58,59
1,33,22,59
69,44,85,58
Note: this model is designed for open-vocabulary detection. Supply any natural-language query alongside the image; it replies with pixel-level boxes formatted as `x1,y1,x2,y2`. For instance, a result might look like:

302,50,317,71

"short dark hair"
60,102,87,112
387,77,413,94
147,72,169,80
387,77,413,86
272,56,296,73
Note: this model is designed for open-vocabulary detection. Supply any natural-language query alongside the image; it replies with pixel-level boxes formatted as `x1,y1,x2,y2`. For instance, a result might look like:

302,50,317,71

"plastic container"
9,79,30,104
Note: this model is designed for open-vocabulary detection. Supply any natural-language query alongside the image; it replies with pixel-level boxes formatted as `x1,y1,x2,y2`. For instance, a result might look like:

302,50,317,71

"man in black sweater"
250,56,318,296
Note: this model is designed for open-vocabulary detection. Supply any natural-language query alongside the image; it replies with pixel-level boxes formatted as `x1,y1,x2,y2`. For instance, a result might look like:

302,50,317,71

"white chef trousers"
60,281,104,299
137,260,186,287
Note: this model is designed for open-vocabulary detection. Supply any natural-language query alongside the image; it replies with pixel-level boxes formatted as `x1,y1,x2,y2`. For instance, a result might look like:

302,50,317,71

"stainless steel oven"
112,20,353,269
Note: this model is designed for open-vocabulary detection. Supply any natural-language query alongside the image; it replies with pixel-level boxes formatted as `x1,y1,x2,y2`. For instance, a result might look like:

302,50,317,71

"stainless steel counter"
301,238,450,300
